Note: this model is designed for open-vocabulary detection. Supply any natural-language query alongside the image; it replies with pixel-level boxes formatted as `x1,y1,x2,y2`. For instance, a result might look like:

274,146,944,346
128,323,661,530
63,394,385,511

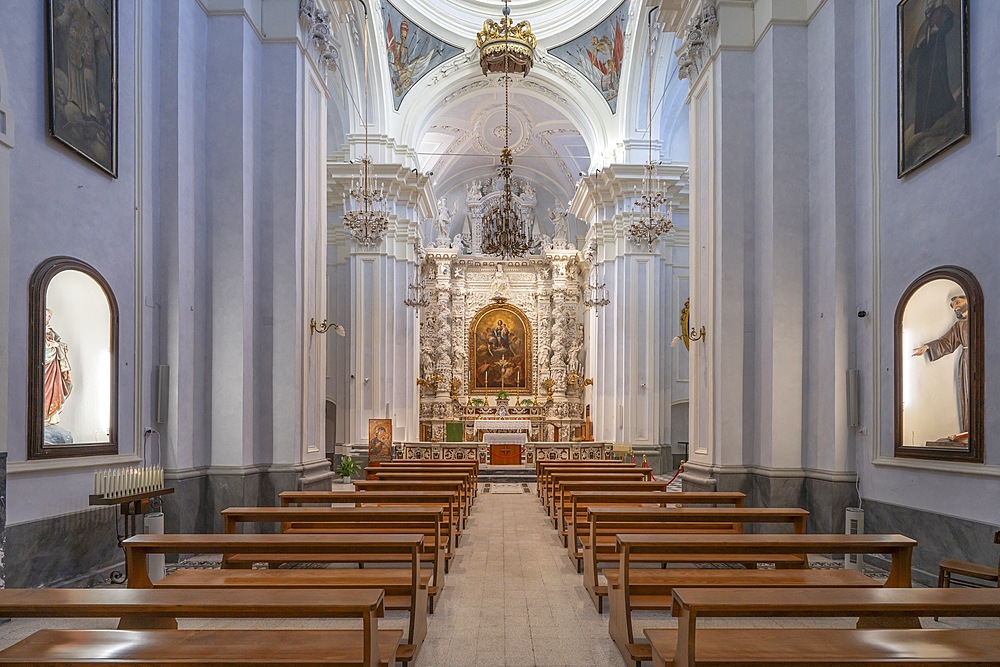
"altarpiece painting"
469,303,532,394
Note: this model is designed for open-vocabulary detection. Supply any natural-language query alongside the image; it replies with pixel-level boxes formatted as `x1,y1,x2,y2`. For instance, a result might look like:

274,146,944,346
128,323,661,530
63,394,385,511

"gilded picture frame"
897,0,969,178
46,0,118,177
469,303,532,394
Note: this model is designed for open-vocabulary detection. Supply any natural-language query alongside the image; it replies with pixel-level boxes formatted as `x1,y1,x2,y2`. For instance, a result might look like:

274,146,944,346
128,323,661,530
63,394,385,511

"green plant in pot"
496,390,509,400
336,455,358,483
471,397,485,406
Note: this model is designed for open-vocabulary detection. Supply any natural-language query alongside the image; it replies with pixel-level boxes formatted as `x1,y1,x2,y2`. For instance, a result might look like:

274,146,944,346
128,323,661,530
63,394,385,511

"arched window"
894,266,983,462
28,257,118,459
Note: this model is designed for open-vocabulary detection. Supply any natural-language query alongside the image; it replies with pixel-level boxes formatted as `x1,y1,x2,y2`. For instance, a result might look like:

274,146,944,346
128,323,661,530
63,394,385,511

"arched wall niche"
27,257,119,460
894,265,983,463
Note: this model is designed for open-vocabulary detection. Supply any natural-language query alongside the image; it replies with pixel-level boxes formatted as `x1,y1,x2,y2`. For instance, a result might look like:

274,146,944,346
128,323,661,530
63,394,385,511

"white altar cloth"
473,419,531,433
483,432,528,446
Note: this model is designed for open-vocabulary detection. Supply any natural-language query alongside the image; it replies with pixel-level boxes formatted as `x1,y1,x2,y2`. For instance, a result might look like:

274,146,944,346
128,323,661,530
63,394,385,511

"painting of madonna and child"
470,303,532,394
896,267,982,461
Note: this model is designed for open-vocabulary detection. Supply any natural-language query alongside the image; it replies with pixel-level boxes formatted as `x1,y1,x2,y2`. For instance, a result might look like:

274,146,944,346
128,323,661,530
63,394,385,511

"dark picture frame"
894,266,983,463
46,0,118,177
897,0,969,178
28,256,119,460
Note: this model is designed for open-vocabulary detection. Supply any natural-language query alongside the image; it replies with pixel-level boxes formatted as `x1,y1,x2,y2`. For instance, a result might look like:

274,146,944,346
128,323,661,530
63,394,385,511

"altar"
481,432,528,465
397,441,614,467
473,419,532,441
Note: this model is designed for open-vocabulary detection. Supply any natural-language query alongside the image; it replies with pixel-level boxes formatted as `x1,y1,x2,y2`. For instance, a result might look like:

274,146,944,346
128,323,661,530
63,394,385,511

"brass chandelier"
627,12,673,251
342,4,389,247
477,1,536,259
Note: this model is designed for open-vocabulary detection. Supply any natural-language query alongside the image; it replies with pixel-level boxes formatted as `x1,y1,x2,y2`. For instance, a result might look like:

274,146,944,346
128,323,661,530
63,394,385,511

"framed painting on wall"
28,257,119,459
469,302,532,394
897,0,969,177
894,266,983,462
368,418,392,463
47,0,118,177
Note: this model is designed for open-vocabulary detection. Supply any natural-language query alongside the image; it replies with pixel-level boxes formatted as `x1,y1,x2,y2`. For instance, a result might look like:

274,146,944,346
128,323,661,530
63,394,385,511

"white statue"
549,203,569,248
434,197,455,244
488,263,511,302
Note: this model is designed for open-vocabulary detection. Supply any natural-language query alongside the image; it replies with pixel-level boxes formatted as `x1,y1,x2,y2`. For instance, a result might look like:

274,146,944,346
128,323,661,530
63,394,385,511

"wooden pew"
646,587,1000,667
536,460,635,498
0,588,397,667
218,506,447,611
354,480,470,529
371,470,476,503
547,471,653,520
377,461,478,483
584,506,810,612
124,533,428,664
540,465,643,510
566,491,746,569
396,458,480,475
608,533,917,666
280,489,461,554
550,479,668,531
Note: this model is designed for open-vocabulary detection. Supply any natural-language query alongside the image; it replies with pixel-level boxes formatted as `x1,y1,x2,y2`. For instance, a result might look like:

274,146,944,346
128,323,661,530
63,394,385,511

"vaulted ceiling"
329,0,689,237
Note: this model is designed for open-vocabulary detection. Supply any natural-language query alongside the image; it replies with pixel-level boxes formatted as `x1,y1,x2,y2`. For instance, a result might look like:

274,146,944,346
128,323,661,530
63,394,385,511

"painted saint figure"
908,0,958,135
43,308,73,426
912,292,969,439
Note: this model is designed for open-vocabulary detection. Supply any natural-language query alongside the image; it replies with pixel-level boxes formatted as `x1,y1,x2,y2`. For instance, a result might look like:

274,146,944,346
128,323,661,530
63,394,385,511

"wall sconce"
310,318,346,336
670,299,706,349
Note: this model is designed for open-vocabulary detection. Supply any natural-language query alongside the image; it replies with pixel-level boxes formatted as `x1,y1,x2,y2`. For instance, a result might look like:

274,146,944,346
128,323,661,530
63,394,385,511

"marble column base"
163,462,336,536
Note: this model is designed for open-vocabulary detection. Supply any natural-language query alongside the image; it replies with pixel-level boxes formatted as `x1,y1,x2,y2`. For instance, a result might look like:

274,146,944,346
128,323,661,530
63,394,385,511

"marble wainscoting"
680,464,857,533
163,461,334,536
6,506,121,588
862,500,1000,588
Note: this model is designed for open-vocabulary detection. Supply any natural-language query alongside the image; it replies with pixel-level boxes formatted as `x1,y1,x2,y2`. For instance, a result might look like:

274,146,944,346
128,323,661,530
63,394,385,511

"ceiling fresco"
381,0,463,110
547,0,628,113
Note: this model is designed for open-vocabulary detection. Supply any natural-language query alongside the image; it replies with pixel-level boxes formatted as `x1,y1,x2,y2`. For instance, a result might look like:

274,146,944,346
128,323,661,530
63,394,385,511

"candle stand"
89,488,174,584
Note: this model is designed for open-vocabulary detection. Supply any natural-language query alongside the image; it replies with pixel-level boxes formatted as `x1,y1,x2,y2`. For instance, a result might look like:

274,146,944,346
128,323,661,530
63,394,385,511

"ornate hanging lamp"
477,1,537,259
343,5,389,247
627,12,673,251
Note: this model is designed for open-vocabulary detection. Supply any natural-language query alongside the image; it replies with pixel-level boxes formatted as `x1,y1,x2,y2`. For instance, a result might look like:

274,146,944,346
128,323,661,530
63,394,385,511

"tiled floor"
416,483,627,666
0,480,997,666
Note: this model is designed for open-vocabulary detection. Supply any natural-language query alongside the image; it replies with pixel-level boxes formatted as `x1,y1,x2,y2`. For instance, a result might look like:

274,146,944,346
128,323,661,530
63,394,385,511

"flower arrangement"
496,390,509,400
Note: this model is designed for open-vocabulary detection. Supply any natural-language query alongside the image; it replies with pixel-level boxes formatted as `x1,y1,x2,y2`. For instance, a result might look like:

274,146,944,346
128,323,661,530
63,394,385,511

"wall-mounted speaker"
156,365,170,424
847,369,860,428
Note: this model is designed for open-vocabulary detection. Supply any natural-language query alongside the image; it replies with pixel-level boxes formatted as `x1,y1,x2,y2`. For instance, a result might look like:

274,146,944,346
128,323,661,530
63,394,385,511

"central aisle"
418,484,628,666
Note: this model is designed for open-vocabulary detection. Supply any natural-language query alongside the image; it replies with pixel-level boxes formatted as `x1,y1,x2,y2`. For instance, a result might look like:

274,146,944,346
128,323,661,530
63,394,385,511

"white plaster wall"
854,0,1000,524
0,44,13,457
3,1,141,524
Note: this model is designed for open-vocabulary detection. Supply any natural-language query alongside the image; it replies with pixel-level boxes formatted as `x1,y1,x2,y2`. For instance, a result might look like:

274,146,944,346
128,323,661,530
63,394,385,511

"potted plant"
495,390,509,407
471,397,485,406
336,455,358,483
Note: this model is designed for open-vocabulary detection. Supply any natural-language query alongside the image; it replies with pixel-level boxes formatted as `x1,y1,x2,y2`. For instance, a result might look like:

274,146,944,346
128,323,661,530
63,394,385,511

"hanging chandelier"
627,12,673,251
342,5,389,247
477,1,536,259
476,0,535,76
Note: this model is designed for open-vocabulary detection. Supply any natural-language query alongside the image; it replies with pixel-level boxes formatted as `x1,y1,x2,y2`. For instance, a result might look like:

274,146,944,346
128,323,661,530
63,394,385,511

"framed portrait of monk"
28,257,119,460
897,0,969,177
894,266,983,463
469,303,532,394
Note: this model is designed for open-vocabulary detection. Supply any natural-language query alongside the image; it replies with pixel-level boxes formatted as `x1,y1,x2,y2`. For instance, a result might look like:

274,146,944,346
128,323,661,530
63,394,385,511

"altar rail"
396,442,614,467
